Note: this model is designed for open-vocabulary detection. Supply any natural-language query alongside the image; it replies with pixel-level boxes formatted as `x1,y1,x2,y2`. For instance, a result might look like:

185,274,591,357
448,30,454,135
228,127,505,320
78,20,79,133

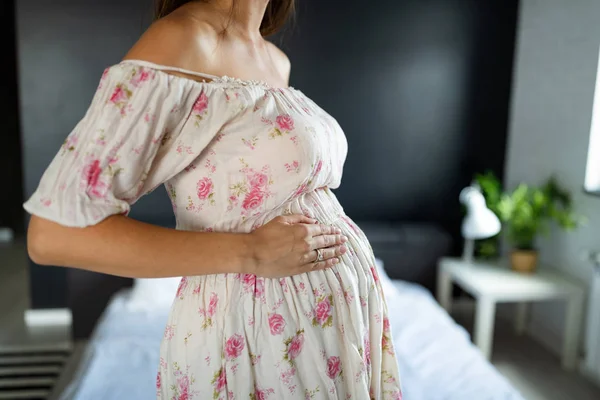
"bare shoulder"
267,41,291,82
123,11,220,73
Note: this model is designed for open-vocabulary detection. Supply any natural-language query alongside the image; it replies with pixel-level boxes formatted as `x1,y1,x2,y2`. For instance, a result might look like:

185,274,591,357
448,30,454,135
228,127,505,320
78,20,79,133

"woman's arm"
28,214,346,279
28,215,253,278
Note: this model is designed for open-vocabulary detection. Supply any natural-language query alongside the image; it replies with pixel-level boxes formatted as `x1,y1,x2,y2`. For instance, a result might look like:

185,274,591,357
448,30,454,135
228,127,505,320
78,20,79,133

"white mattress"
61,280,524,400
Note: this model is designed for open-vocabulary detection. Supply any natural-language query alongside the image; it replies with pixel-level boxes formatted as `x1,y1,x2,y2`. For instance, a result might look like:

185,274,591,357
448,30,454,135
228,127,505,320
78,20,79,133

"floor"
451,301,600,400
1,241,600,399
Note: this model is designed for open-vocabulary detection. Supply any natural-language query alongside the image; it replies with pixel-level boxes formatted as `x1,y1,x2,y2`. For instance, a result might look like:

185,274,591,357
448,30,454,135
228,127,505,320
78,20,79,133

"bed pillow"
126,277,182,312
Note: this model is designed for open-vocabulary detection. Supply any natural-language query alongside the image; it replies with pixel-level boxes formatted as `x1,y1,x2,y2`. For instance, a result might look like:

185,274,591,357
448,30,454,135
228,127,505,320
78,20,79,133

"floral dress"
24,60,402,400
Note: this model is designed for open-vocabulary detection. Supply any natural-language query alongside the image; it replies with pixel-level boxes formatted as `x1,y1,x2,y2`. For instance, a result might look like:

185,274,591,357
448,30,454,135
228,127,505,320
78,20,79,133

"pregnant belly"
166,188,383,338
159,189,397,398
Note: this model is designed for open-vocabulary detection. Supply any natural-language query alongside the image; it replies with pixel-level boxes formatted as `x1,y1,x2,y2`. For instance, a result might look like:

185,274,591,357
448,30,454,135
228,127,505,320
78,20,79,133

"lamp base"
462,239,475,264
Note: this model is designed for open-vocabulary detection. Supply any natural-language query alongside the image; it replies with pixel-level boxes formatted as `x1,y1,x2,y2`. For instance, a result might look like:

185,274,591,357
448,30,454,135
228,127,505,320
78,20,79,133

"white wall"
506,0,600,356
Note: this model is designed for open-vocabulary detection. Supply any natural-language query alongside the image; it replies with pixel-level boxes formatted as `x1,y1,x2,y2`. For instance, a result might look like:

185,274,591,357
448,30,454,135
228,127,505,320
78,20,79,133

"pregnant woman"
24,0,402,398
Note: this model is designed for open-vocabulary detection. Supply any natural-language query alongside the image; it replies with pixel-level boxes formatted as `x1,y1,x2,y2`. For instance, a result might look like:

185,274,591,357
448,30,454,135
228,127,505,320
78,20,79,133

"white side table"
436,257,585,370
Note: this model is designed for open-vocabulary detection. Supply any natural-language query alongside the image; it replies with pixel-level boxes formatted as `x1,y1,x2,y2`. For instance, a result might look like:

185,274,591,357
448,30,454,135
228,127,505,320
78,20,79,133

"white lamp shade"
460,186,501,240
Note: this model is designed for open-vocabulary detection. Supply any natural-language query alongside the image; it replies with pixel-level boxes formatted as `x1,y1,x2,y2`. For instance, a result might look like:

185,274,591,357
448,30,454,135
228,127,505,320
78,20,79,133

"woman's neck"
195,0,269,41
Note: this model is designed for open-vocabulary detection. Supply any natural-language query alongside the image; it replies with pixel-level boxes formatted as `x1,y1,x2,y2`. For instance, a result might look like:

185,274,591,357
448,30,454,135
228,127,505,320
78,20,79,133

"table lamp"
460,184,501,263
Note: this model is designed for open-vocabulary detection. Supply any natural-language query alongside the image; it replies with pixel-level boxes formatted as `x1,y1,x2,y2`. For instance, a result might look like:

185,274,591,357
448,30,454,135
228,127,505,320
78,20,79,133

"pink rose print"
269,115,295,138
242,188,266,210
383,317,391,333
276,114,295,131
196,177,214,200
285,160,300,173
251,386,275,400
192,92,209,127
284,329,305,365
315,299,331,325
254,278,265,299
208,293,218,316
163,325,175,341
359,296,367,307
288,335,304,359
268,313,286,336
312,295,334,328
199,292,218,329
280,367,296,386
392,390,403,400
109,83,133,115
211,368,227,398
84,160,101,189
294,184,308,197
242,273,256,287
130,68,152,86
225,333,245,360
177,375,189,400
326,356,342,380
370,266,380,283
242,274,265,299
176,277,188,298
156,372,161,390
193,92,209,114
83,159,108,198
109,84,131,105
249,172,269,188
364,336,371,366
314,160,323,175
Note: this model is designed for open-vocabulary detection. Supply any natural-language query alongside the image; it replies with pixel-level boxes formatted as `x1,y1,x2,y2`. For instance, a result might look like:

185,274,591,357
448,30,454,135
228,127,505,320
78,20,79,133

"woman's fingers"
302,245,347,264
315,245,347,261
310,233,347,251
280,214,318,225
305,223,341,237
309,257,340,271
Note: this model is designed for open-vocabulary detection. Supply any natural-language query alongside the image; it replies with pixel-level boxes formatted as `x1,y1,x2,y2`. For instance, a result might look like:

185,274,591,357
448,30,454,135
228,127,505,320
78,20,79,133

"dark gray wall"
17,0,161,326
1,0,23,234
278,0,517,232
17,0,517,336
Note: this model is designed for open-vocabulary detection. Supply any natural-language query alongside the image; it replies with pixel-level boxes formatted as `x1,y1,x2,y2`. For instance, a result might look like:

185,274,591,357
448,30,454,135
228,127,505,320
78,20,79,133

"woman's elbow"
26,216,57,265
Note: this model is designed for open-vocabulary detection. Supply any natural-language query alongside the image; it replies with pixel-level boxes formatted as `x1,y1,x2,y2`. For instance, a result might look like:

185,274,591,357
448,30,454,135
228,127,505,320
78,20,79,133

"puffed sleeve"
23,62,231,227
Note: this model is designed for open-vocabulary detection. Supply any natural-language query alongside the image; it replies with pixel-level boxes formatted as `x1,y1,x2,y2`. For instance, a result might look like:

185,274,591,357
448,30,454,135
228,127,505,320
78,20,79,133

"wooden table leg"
474,297,496,360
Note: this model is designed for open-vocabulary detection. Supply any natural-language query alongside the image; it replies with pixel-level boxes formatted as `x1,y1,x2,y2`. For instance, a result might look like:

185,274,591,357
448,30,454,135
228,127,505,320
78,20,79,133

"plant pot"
510,249,538,273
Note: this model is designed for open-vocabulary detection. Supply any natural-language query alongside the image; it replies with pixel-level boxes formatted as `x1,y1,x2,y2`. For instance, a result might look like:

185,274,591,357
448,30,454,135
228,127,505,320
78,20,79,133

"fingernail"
336,228,342,234
339,246,347,253
333,258,340,264
341,236,348,242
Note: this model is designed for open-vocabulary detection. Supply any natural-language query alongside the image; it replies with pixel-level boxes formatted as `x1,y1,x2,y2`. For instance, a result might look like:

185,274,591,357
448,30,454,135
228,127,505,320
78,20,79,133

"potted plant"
474,172,583,273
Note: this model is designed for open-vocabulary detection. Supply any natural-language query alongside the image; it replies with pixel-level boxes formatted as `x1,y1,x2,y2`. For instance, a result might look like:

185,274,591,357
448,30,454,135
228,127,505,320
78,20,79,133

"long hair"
154,0,295,37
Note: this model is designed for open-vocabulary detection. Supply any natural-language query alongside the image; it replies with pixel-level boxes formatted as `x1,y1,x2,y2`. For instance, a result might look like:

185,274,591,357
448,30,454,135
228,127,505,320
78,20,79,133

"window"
584,45,600,195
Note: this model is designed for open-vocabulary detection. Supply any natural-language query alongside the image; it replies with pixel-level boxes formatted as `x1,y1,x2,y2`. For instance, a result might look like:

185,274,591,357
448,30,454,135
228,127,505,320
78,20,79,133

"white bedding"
61,269,524,400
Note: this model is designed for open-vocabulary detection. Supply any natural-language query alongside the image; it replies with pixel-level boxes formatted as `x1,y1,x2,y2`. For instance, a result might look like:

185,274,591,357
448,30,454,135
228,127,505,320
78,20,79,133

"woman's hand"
248,214,348,278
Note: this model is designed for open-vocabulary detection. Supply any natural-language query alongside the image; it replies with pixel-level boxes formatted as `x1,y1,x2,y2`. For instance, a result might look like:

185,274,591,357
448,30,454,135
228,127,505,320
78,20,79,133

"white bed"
60,263,524,400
